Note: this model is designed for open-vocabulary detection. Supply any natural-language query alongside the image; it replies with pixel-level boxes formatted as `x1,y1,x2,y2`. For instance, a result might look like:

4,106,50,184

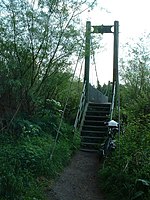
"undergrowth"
99,116,150,200
0,117,80,200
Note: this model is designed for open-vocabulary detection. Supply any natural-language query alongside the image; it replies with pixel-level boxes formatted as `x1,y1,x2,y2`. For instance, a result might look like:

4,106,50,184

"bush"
99,118,150,200
0,118,80,199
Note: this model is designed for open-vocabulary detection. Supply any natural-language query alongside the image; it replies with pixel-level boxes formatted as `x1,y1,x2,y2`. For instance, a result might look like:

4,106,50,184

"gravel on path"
46,151,106,200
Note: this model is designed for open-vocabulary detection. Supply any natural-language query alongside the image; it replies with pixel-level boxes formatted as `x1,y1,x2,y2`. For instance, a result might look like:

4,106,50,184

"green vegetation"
99,119,150,200
0,117,80,200
0,0,94,199
99,35,150,200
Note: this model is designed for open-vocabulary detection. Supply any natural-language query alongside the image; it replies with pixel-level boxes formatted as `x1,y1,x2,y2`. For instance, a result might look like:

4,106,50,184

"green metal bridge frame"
74,21,119,130
84,20,119,104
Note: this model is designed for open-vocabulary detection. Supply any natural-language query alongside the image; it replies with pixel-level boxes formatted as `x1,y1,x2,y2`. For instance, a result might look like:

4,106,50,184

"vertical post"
84,21,91,104
112,21,119,96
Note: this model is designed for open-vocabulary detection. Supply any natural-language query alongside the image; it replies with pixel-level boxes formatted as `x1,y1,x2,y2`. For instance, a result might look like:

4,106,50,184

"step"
88,105,111,112
81,136,106,139
85,115,109,121
81,142,101,150
80,148,98,153
81,136,106,143
86,110,110,116
83,120,105,126
81,142,100,145
81,130,107,137
87,110,110,114
82,125,107,131
89,102,111,107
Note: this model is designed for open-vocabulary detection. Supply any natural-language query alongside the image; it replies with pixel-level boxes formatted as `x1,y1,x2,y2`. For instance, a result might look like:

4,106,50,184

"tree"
0,0,97,121
119,34,150,118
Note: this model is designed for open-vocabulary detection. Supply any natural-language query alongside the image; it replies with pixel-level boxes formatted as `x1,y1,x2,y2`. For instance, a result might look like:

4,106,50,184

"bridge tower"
84,21,119,104
74,21,119,151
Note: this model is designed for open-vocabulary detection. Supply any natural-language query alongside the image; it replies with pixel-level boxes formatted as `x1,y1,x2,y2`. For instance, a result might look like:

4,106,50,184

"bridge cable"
91,38,111,96
77,58,84,91
117,73,121,158
50,41,85,160
91,38,100,87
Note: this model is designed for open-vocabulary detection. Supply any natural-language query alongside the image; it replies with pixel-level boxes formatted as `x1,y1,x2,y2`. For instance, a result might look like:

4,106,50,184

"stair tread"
81,141,100,145
88,105,110,107
81,130,106,133
85,117,109,121
85,115,108,118
84,120,105,122
80,149,98,152
88,107,110,110
82,125,107,128
87,110,109,113
81,136,106,139
89,102,111,105
84,121,105,126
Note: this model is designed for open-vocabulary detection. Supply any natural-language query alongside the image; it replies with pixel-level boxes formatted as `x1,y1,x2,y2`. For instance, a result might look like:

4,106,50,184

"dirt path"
46,151,106,200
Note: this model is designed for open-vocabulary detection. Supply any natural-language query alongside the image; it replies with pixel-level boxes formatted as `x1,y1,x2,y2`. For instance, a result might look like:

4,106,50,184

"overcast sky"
82,0,150,85
95,0,150,35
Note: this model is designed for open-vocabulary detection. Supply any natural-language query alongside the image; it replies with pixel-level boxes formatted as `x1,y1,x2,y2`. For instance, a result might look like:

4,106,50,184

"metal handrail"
110,81,116,120
74,81,87,130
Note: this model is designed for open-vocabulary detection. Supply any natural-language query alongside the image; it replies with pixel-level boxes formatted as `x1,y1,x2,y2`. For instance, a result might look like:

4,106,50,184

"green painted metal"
74,82,87,130
75,21,119,131
84,21,91,104
113,21,119,93
92,25,113,34
84,21,119,106
111,21,119,111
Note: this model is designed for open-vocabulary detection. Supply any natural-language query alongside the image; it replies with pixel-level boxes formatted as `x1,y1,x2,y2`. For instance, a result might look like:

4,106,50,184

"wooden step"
81,142,100,145
81,136,106,139
81,142,101,150
82,125,107,131
80,148,98,153
88,102,111,107
81,130,107,137
87,110,110,114
88,105,110,112
81,136,106,143
84,120,105,126
85,115,109,121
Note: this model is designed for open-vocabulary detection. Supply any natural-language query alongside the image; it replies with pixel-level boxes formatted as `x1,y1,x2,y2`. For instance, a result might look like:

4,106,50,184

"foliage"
0,118,80,200
99,34,150,200
99,119,150,200
0,135,49,200
0,0,96,122
61,79,83,124
0,0,97,199
120,34,150,119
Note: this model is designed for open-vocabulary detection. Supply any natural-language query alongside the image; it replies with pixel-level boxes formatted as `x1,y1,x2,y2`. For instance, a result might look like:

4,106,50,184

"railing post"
84,21,91,104
112,21,119,98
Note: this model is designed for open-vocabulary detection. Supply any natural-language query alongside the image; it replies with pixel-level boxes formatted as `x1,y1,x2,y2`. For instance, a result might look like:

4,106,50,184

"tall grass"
99,117,150,200
0,119,80,200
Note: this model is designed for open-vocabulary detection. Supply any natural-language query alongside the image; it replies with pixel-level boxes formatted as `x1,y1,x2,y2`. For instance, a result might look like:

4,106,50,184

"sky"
81,0,150,85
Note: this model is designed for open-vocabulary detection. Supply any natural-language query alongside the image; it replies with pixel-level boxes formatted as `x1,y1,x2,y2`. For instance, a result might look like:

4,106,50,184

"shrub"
0,118,80,199
99,119,150,200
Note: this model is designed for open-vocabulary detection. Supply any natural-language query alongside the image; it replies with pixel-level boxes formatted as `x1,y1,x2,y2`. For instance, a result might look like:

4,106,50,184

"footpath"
46,151,106,200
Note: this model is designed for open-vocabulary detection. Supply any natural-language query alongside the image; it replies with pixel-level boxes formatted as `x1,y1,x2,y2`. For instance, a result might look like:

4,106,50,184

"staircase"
80,102,111,152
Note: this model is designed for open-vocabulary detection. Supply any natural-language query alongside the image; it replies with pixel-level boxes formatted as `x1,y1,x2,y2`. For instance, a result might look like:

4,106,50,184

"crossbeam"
92,25,113,34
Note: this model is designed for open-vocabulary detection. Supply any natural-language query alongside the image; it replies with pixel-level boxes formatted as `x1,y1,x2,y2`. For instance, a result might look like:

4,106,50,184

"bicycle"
99,120,118,158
